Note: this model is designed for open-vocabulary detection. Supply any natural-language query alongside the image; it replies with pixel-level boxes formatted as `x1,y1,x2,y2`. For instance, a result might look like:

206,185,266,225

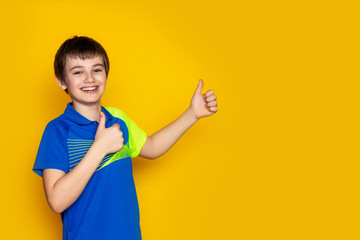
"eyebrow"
69,63,104,71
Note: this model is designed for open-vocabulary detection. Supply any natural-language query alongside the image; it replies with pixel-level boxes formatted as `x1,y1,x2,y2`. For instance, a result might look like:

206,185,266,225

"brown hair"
54,36,110,92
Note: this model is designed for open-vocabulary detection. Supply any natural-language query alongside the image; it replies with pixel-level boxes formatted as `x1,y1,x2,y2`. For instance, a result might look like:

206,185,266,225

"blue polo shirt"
33,103,147,240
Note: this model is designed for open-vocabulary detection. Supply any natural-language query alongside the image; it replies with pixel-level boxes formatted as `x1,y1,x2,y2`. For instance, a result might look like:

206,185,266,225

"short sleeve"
33,121,69,177
105,107,147,158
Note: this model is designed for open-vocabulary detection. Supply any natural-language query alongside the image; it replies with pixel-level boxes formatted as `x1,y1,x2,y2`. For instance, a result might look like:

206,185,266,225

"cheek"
100,75,107,85
67,76,83,86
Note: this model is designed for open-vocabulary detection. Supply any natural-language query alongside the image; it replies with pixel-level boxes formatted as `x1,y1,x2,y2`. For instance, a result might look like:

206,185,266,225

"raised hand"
189,79,218,120
94,112,124,155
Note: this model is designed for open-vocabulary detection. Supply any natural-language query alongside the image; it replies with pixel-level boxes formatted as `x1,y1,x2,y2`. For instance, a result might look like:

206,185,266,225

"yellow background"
0,0,358,239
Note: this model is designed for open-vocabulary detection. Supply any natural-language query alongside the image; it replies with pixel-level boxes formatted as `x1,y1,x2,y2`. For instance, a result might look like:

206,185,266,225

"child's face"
58,55,107,107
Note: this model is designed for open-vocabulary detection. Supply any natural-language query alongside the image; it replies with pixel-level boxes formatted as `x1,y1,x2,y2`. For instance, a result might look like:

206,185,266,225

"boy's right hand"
94,112,124,156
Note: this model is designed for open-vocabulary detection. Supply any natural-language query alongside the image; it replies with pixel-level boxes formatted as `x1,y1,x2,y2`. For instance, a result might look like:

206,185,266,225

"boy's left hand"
190,79,218,119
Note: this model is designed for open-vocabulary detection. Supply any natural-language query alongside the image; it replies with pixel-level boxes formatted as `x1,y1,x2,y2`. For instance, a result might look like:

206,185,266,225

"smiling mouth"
81,86,99,93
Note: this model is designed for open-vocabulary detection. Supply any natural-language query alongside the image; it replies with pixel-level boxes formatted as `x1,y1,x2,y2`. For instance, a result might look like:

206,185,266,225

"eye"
73,71,82,75
94,69,102,72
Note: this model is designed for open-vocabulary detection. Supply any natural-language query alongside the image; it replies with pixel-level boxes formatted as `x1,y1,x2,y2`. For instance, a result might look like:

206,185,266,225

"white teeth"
82,87,97,91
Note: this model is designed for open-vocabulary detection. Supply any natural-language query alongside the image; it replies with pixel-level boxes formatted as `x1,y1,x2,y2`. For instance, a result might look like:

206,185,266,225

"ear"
55,76,67,90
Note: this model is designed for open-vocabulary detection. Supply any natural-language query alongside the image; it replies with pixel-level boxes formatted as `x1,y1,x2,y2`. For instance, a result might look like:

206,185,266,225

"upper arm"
43,169,66,190
105,107,147,158
42,169,66,206
33,121,69,177
139,136,155,159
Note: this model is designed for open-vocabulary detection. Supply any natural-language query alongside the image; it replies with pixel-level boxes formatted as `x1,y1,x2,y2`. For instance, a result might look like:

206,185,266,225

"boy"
33,36,218,240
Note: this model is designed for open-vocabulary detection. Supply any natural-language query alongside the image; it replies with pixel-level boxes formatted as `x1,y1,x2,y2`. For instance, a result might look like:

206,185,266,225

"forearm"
140,107,198,159
44,142,106,213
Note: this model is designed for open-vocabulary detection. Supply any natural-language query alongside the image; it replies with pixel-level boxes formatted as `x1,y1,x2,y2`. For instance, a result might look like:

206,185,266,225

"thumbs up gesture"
94,112,124,155
190,79,218,119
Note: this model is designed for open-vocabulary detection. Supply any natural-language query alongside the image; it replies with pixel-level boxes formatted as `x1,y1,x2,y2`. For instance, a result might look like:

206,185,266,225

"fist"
190,79,218,119
94,112,124,155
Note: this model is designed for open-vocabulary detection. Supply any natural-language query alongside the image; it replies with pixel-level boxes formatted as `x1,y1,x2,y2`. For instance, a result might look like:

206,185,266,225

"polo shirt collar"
64,102,113,125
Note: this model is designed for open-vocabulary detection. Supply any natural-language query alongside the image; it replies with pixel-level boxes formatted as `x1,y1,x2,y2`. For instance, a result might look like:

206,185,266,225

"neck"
72,102,102,122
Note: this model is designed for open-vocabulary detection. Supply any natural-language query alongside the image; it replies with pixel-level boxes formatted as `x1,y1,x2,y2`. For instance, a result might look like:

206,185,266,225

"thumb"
98,111,106,130
194,79,204,95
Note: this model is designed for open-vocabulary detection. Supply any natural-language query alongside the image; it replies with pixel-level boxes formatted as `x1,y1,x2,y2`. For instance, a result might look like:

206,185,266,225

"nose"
84,72,96,83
